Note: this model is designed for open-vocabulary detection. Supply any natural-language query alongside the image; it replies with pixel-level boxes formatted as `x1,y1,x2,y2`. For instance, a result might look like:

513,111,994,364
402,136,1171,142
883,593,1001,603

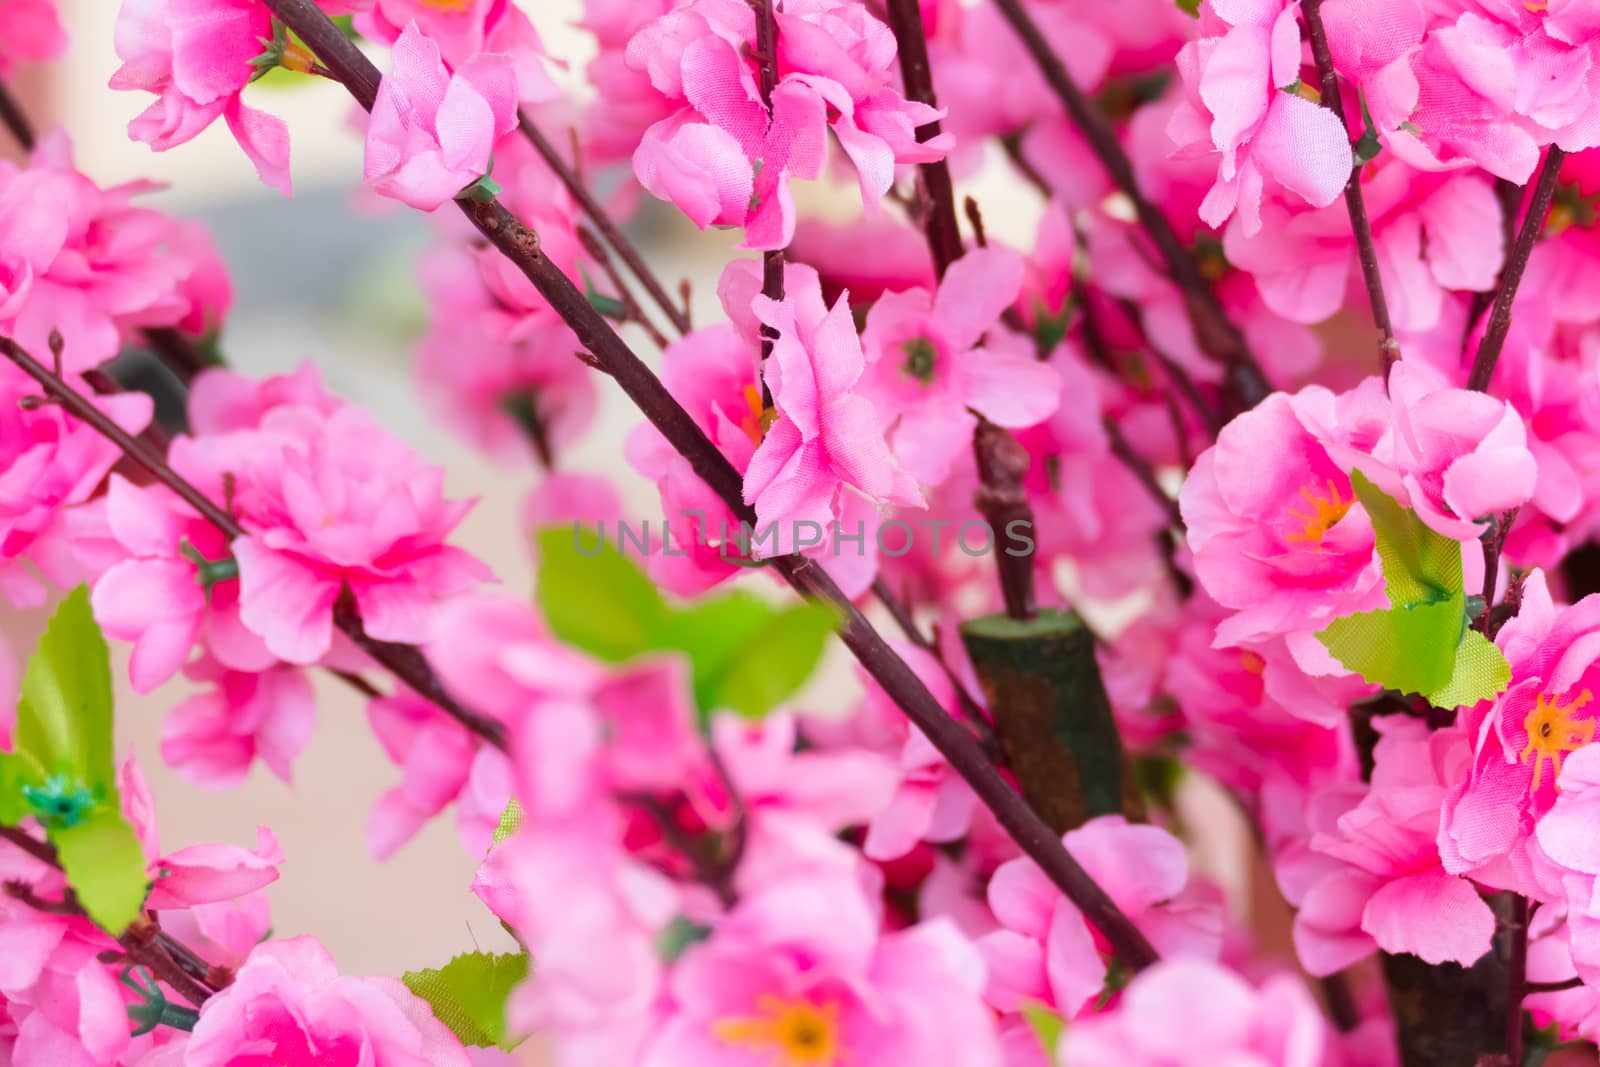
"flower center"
738,383,775,445
712,996,842,1066
902,337,938,384
1284,479,1353,550
1520,689,1594,790
421,0,474,12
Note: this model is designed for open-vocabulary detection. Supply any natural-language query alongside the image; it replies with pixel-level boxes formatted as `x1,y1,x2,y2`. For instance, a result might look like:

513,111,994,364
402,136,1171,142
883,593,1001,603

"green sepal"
402,952,529,1051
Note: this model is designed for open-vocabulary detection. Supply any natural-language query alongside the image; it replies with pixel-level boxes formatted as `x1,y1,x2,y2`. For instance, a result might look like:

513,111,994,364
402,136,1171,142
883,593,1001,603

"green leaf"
697,600,839,719
0,751,43,825
1348,470,1457,608
1175,0,1200,14
18,586,115,787
533,527,839,720
53,806,148,934
1318,600,1462,696
1021,1001,1066,1056
1315,473,1510,708
536,526,665,662
492,799,523,845
402,952,529,1051
1428,628,1513,709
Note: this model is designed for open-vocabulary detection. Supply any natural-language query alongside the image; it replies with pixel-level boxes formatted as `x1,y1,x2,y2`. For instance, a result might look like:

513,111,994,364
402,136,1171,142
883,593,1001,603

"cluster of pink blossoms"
14,0,1600,1064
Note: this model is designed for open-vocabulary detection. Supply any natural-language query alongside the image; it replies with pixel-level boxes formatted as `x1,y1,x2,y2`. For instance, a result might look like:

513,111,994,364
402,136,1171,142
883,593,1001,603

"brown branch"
1505,894,1530,1067
754,0,784,398
517,111,691,337
1467,148,1567,392
576,225,670,349
884,0,963,277
989,0,1269,412
260,0,1160,972
0,830,223,1007
1300,0,1399,372
0,336,507,751
1525,976,1584,994
1103,418,1181,528
0,78,34,152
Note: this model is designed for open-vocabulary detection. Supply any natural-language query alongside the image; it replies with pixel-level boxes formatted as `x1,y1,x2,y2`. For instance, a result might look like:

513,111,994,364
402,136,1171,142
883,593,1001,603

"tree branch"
260,0,1160,971
1300,0,1399,371
883,0,963,277
0,77,35,152
754,0,784,397
1467,148,1567,392
989,0,1269,412
0,337,507,751
517,111,691,337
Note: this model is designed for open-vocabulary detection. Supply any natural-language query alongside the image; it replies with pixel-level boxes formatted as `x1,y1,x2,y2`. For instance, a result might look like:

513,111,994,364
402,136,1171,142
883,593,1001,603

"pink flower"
366,688,511,859
168,367,492,665
1058,958,1334,1067
0,362,151,607
744,263,922,553
1224,162,1506,332
356,0,559,104
627,0,949,249
1535,745,1600,991
1288,716,1494,973
639,870,1000,1066
364,22,519,212
1384,359,1538,541
3,132,234,374
111,0,292,193
0,0,66,77
91,475,273,694
1169,0,1354,234
978,816,1223,1019
1179,382,1386,659
858,248,1060,485
185,936,472,1067
1440,570,1600,893
160,658,316,788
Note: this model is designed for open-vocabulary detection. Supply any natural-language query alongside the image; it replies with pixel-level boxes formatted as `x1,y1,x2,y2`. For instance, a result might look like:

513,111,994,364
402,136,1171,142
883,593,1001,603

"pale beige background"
0,4,1270,1062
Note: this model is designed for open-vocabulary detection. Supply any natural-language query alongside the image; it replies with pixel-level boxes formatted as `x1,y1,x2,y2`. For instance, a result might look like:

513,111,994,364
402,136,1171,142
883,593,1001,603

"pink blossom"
0,362,151,607
627,0,949,249
0,0,66,77
356,0,559,104
1224,161,1506,332
639,869,1000,1066
364,22,519,212
168,367,492,665
1058,957,1334,1067
185,936,472,1067
1383,359,1538,540
110,0,292,193
1179,382,1386,659
744,263,923,553
2,132,233,373
978,816,1223,1019
160,658,316,788
366,688,511,859
0,903,130,1066
91,475,273,694
1169,0,1354,235
1288,716,1494,973
858,248,1060,485
1440,569,1600,894
1535,744,1600,991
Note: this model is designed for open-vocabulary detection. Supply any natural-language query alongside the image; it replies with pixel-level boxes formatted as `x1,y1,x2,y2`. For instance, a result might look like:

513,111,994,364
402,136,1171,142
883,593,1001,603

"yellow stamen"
421,0,474,12
1240,650,1266,676
737,383,776,446
1284,479,1353,550
279,40,317,75
1521,689,1595,790
712,996,842,1066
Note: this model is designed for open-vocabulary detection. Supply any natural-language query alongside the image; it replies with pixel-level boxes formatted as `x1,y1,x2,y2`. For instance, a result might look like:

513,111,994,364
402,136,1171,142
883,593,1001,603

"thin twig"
1300,0,1399,372
754,0,784,403
0,77,35,152
1506,894,1530,1066
517,112,691,337
989,0,1269,412
0,336,507,751
1467,148,1567,392
576,226,670,349
884,0,963,277
1103,418,1181,528
1526,976,1584,994
261,0,1160,970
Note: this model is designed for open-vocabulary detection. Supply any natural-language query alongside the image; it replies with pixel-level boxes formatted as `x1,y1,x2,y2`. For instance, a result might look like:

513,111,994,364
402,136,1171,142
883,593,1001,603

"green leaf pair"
6,587,148,933
535,526,838,721
1315,472,1511,709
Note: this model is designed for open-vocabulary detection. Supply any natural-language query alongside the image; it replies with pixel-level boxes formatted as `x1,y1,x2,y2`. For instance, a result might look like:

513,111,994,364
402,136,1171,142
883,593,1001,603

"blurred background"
0,3,1273,1061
